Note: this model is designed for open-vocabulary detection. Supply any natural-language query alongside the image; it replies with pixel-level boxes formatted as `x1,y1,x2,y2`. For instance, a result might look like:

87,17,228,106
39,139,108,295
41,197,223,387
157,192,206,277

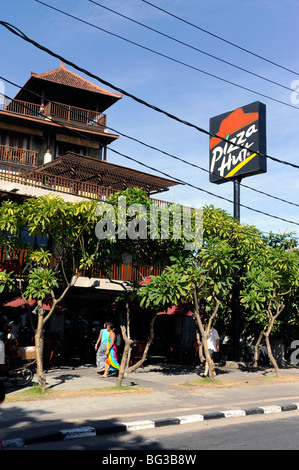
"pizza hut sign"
209,101,267,184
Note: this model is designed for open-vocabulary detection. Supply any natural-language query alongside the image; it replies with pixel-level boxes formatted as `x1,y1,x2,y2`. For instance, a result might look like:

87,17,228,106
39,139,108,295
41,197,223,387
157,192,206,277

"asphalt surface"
1,361,299,448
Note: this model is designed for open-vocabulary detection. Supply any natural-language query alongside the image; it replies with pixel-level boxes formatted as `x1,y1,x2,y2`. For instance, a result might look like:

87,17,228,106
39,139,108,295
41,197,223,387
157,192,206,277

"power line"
2,73,299,211
1,86,298,231
108,147,299,227
88,0,297,96
1,21,299,228
142,0,299,77
1,20,299,172
32,0,299,113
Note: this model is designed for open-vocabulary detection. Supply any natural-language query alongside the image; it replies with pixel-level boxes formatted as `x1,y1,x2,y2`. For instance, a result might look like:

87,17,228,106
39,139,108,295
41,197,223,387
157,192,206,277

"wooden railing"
0,98,107,132
0,98,41,118
0,247,55,272
0,161,115,200
0,160,195,212
0,145,38,167
84,263,163,282
44,102,107,129
0,247,163,282
151,197,194,212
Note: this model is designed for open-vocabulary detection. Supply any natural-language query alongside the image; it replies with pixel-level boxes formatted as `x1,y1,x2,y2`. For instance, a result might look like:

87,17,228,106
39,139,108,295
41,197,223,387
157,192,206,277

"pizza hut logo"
209,102,266,184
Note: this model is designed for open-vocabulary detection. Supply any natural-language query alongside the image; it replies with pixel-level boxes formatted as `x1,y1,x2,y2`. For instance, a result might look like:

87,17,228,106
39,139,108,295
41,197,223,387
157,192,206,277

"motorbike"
0,358,36,387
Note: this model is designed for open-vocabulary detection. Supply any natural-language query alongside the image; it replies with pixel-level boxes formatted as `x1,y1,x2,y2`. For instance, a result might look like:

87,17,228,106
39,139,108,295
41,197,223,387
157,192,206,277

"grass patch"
4,384,151,402
177,375,299,389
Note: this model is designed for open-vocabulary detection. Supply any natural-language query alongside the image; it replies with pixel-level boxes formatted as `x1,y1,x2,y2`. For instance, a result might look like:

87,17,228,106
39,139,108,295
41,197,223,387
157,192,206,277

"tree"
203,205,266,360
241,247,299,375
137,203,275,377
0,195,101,391
99,187,193,386
138,238,238,379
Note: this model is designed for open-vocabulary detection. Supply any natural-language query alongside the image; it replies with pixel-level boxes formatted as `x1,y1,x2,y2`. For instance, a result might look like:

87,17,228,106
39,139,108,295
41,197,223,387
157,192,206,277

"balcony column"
39,90,45,116
43,149,52,164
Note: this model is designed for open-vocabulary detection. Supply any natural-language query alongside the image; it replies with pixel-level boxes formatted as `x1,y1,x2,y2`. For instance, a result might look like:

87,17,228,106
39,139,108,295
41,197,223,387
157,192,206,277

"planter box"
19,346,36,360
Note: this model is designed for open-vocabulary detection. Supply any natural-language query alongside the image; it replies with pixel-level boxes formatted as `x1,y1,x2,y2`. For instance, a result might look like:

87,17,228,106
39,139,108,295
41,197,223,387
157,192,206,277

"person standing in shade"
203,320,220,377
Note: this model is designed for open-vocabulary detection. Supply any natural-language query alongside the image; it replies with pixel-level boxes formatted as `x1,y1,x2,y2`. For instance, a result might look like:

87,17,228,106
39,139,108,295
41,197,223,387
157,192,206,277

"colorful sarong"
96,328,109,370
106,333,120,371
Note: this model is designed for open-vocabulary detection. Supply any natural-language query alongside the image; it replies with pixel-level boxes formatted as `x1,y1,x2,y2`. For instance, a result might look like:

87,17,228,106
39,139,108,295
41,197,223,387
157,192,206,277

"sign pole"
233,177,242,221
232,176,242,361
209,101,267,363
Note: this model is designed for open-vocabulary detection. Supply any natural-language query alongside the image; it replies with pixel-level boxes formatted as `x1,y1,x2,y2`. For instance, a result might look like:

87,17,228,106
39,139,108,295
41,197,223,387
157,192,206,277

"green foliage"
24,268,59,300
138,255,203,311
0,269,15,293
106,187,187,267
28,248,51,267
199,237,239,297
21,195,99,242
0,200,23,234
241,247,299,330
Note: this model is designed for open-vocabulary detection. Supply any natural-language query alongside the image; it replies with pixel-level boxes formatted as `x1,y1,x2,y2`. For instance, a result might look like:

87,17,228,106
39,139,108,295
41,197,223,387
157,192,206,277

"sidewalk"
1,362,299,448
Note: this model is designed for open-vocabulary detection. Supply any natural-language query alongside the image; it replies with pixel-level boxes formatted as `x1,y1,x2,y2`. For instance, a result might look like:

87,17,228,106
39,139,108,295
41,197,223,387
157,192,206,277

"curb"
2,403,299,448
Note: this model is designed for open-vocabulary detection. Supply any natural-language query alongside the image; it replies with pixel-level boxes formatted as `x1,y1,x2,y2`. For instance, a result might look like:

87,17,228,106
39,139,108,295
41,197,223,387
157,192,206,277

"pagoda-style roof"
36,152,180,195
14,63,122,112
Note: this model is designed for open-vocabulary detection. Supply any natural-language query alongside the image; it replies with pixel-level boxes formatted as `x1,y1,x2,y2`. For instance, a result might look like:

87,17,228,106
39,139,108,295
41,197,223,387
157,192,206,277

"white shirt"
207,327,220,351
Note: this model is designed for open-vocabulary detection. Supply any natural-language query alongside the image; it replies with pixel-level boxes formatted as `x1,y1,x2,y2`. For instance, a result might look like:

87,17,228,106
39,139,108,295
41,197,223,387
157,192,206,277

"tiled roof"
31,62,122,99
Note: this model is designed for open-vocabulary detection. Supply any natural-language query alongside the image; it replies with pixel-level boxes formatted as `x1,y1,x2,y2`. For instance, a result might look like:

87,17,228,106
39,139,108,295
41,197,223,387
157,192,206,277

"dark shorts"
208,349,215,359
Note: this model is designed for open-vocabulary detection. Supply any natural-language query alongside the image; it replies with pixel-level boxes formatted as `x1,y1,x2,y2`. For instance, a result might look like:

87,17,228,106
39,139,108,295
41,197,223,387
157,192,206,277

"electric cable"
1,86,298,240
32,0,299,112
1,20,299,173
1,87,298,228
108,147,299,227
141,0,299,77
2,74,299,210
88,0,298,97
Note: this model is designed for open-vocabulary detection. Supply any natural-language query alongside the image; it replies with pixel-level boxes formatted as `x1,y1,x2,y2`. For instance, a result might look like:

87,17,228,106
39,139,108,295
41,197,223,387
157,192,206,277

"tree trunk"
264,299,285,377
116,301,133,386
195,327,205,363
35,301,46,392
193,289,221,379
265,332,280,377
263,301,285,377
116,325,132,387
253,330,264,367
127,313,157,373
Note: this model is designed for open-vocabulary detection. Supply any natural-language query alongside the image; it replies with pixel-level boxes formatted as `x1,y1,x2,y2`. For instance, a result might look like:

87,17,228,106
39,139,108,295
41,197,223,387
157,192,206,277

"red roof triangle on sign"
210,107,259,150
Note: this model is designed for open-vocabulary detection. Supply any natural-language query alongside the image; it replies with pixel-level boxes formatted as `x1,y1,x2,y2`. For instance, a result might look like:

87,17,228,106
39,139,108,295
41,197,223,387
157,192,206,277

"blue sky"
1,0,299,238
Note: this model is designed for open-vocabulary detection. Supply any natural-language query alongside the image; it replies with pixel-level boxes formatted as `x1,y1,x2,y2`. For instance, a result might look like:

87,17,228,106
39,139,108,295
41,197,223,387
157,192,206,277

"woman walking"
95,322,119,377
95,323,108,374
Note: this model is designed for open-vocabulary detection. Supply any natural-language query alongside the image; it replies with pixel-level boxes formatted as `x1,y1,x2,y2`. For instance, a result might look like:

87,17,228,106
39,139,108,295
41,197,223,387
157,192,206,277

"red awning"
157,303,194,316
3,297,36,308
3,296,67,311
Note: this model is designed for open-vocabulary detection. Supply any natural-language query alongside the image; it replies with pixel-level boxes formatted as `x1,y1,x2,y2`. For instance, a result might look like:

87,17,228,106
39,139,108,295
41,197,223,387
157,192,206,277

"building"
0,64,195,363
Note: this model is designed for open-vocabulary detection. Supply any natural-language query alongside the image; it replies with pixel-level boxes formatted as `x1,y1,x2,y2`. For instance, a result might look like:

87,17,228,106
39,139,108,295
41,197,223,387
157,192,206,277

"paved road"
14,410,299,451
1,362,299,448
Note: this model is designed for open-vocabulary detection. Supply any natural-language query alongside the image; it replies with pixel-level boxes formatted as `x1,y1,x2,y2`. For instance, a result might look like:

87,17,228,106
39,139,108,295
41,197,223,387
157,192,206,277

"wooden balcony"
0,160,195,214
151,197,194,212
0,145,38,167
0,161,115,200
83,263,163,282
44,102,106,130
0,246,163,283
0,98,107,132
0,98,41,119
0,247,55,272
